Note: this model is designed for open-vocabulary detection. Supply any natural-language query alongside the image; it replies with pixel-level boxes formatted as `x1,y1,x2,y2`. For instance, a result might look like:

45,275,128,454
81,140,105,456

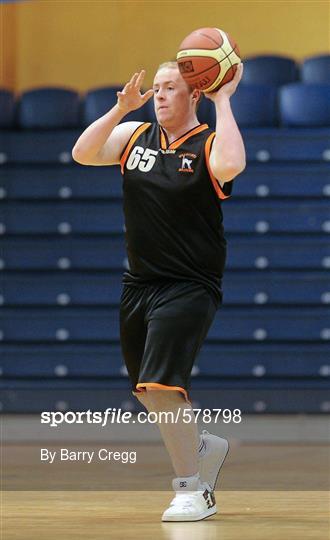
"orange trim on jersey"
160,128,167,150
204,132,230,200
120,122,151,174
134,382,191,404
169,123,209,150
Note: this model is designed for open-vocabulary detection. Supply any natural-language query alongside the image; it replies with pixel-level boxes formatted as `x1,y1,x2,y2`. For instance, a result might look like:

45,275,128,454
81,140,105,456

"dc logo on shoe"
203,490,216,509
179,481,187,488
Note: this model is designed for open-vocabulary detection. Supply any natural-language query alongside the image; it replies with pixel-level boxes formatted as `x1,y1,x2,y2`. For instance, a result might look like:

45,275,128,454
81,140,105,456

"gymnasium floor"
3,490,329,540
2,415,329,539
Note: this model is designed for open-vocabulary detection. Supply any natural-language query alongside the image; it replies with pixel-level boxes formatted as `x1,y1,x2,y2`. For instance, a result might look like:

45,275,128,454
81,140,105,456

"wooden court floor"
2,440,329,540
2,490,329,540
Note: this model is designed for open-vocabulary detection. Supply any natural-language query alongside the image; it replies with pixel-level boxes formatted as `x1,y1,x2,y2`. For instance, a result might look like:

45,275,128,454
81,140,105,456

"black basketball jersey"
119,121,234,305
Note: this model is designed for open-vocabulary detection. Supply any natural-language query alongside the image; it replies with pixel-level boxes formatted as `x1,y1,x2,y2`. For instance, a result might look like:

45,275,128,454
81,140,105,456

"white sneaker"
198,430,229,491
162,474,217,522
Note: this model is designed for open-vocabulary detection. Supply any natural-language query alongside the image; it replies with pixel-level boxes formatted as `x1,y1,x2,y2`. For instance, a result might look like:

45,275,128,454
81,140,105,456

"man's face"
153,66,195,127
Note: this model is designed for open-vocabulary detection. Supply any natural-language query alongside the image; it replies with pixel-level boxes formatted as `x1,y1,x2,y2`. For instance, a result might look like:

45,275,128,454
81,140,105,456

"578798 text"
183,409,242,424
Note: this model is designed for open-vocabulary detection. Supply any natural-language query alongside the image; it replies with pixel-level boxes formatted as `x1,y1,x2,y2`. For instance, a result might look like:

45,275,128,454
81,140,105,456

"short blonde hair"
156,60,202,110
157,61,178,71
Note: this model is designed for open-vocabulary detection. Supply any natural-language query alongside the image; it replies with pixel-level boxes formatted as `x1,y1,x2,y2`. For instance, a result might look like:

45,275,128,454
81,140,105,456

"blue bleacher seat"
82,86,149,126
0,200,125,234
0,272,122,305
0,306,328,341
222,200,330,233
241,127,330,160
227,235,330,269
0,164,122,199
0,89,15,128
1,236,329,270
196,343,330,377
1,237,127,269
222,272,330,304
230,84,278,127
279,83,330,127
1,199,329,234
0,130,80,163
0,343,328,378
233,163,330,197
301,54,330,84
18,87,80,129
0,344,124,377
242,55,298,86
0,163,328,199
1,271,329,306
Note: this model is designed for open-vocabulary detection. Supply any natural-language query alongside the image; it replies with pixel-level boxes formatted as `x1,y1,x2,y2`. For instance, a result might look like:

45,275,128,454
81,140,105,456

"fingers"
121,82,131,94
121,70,147,94
141,88,154,103
235,62,244,80
129,72,139,85
134,69,146,89
121,72,138,94
127,70,146,89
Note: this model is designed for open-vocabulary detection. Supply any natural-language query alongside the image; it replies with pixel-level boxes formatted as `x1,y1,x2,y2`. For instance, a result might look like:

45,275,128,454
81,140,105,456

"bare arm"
205,63,246,186
72,70,154,166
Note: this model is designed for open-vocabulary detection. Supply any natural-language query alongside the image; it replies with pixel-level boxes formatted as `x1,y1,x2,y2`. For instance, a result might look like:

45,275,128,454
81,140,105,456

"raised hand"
117,70,154,113
205,63,244,102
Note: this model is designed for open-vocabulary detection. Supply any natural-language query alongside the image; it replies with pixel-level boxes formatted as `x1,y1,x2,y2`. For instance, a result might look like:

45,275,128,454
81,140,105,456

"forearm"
212,95,246,170
72,104,126,162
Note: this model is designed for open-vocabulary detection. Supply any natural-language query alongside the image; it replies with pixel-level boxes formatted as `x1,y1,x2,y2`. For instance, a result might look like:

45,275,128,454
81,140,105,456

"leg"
135,388,199,477
134,282,218,478
135,389,229,491
131,282,220,521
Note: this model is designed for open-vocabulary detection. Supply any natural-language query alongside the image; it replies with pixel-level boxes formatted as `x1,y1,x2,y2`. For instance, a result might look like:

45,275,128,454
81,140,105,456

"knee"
145,388,184,410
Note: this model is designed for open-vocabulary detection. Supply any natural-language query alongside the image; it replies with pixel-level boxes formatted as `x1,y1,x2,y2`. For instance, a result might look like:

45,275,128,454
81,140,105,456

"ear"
192,88,201,104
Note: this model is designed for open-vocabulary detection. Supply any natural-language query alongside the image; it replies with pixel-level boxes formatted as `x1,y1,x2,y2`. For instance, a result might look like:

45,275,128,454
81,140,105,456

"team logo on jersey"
178,152,196,173
159,148,176,154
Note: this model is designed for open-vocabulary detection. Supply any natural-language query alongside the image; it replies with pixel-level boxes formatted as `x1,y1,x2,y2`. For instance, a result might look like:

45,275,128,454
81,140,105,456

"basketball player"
72,61,245,521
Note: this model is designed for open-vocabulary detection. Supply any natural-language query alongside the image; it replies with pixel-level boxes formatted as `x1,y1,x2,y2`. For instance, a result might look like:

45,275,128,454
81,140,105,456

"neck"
160,116,200,144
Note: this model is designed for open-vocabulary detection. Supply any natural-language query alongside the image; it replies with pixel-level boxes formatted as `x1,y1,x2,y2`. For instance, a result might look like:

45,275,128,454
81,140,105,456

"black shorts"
119,280,219,403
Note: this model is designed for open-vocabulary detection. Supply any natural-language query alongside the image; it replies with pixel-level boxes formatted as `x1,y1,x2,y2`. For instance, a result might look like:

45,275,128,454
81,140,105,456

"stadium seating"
230,84,278,127
1,306,329,341
0,271,329,305
18,87,80,129
0,55,329,413
1,163,329,199
301,54,330,84
0,129,80,163
1,342,328,378
0,89,15,128
279,83,330,126
1,199,329,234
241,55,299,86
